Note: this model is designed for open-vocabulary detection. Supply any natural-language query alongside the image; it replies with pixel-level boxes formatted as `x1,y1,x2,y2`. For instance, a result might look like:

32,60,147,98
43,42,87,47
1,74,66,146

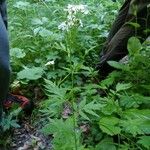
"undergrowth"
0,0,149,150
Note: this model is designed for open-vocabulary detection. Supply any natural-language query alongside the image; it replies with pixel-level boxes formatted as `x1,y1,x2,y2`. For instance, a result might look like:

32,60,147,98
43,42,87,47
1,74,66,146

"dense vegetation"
1,0,150,149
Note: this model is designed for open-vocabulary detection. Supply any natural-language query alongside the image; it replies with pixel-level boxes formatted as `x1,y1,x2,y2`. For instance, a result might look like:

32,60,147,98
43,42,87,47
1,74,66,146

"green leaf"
95,137,116,150
10,48,26,58
116,83,132,92
79,98,87,109
107,61,127,70
44,79,67,100
78,98,102,121
137,136,150,149
101,99,120,115
79,111,90,121
17,67,44,80
119,94,150,108
99,117,121,136
100,71,120,89
127,37,142,56
127,22,141,28
120,109,150,136
42,118,82,149
33,27,53,37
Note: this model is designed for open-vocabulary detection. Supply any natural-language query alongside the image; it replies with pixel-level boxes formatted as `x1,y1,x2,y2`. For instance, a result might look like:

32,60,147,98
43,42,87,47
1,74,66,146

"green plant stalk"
66,25,80,150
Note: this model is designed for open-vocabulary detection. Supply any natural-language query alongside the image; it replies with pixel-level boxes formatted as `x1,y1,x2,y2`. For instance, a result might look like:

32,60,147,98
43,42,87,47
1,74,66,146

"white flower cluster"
65,4,89,15
58,4,89,31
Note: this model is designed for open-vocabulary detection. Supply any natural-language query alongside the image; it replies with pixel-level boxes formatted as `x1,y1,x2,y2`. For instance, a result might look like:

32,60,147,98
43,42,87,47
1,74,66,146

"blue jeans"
0,1,10,121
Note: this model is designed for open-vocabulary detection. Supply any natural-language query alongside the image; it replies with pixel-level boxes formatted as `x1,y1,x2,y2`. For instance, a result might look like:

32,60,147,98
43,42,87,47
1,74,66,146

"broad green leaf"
10,48,26,58
99,117,121,136
107,61,127,70
33,27,53,37
39,28,53,37
17,67,44,80
95,137,116,150
32,18,43,25
14,1,30,9
127,37,142,56
32,17,48,25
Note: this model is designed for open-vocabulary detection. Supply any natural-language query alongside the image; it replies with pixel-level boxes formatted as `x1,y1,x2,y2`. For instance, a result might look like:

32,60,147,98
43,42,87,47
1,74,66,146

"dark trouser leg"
97,2,150,78
98,25,134,78
107,0,131,41
0,13,10,122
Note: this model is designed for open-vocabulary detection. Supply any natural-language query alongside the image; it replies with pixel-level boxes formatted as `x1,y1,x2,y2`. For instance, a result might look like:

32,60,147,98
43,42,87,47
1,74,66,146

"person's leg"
98,24,134,78
96,0,131,72
0,1,8,29
0,12,10,122
107,0,131,42
97,1,150,78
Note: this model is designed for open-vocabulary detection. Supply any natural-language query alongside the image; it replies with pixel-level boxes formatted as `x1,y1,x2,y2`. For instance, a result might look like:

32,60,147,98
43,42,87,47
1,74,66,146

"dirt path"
10,119,52,150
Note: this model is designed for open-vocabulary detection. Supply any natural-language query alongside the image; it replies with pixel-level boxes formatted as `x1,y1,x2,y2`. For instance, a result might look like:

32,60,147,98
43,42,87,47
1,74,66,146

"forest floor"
10,117,52,150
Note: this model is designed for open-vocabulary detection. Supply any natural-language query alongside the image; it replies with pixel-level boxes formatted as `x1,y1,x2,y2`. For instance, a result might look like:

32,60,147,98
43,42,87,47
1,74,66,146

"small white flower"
45,60,55,66
58,4,89,31
58,22,69,31
65,4,89,15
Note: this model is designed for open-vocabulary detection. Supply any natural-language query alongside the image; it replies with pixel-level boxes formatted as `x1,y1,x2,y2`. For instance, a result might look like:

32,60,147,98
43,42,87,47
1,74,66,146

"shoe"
3,94,34,115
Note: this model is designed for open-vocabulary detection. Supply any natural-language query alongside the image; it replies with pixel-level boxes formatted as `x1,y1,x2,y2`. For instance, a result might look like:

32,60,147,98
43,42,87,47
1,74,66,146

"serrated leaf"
137,136,150,149
121,109,150,136
79,98,87,109
79,111,90,121
84,101,102,110
78,98,102,121
84,109,99,117
101,99,120,115
44,79,67,100
99,117,121,136
100,71,120,89
116,83,132,92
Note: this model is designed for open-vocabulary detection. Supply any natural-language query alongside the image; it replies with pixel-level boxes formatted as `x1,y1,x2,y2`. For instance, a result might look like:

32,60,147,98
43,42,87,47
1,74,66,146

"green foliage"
0,108,21,132
137,136,150,149
17,67,44,80
40,79,68,117
73,97,102,121
99,116,121,136
95,137,116,150
8,0,150,149
42,118,84,150
116,83,132,92
127,37,142,56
